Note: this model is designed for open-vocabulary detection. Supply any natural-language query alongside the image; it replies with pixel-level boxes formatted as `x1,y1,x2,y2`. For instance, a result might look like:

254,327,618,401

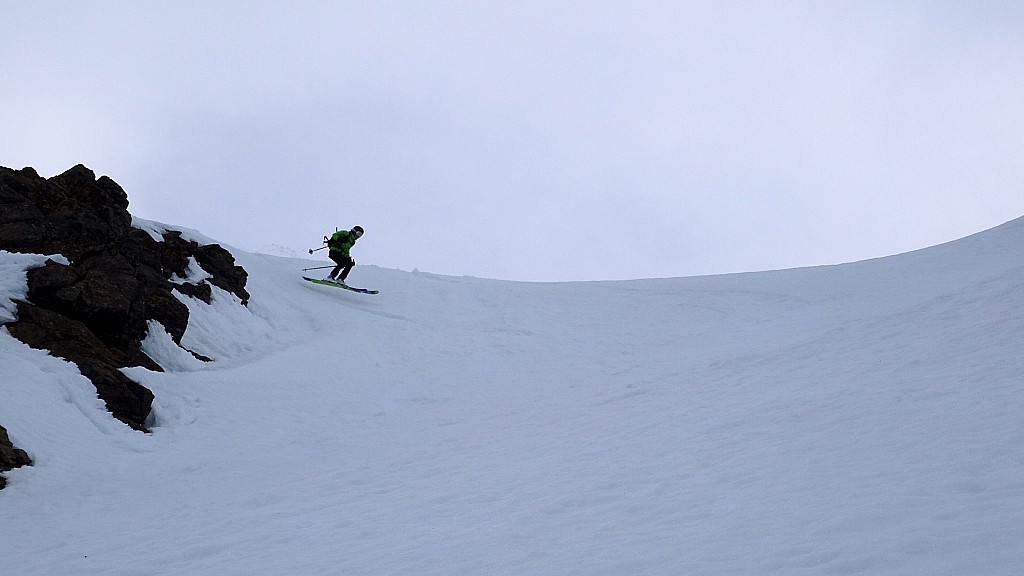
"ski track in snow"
1,219,1023,575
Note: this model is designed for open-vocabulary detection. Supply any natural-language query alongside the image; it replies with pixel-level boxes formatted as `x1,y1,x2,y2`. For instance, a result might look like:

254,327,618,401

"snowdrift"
1,216,1023,575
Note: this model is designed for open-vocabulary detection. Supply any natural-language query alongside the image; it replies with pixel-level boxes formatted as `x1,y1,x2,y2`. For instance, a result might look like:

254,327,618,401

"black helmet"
352,225,364,237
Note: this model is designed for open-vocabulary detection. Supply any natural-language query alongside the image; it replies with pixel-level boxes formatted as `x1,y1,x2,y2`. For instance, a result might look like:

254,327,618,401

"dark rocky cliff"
0,164,250,487
0,425,32,490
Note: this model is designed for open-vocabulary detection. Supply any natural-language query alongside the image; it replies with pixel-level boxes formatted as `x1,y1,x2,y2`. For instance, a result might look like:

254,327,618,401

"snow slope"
2,217,1023,575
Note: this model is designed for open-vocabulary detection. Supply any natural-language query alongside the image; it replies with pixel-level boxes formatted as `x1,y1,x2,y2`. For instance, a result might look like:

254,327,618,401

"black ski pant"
329,252,354,281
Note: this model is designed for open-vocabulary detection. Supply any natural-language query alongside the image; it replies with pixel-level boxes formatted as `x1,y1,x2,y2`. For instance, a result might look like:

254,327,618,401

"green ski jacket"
327,230,358,258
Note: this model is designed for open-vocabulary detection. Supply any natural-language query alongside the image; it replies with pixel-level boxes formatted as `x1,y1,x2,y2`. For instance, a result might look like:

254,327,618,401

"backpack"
326,230,350,249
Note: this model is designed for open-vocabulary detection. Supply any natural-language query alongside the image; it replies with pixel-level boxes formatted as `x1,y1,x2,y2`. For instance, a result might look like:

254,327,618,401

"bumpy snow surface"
2,218,1023,575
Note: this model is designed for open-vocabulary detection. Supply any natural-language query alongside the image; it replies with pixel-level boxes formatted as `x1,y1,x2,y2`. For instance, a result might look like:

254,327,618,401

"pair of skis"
302,276,378,295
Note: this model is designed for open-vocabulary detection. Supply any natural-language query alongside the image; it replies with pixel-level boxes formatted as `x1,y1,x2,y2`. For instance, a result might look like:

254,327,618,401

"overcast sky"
3,1,1022,281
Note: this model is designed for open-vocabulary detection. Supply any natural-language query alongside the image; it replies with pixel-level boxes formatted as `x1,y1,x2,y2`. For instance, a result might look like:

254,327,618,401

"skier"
324,225,364,284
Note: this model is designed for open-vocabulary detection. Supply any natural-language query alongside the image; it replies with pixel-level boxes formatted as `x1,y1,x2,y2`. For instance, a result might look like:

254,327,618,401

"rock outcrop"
0,165,249,475
0,424,32,489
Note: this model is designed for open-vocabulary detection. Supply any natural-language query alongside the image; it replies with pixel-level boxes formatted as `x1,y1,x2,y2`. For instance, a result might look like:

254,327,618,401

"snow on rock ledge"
0,164,250,434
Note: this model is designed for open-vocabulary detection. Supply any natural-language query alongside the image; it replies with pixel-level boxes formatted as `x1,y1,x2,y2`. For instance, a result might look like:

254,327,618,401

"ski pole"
302,265,335,272
308,235,332,254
